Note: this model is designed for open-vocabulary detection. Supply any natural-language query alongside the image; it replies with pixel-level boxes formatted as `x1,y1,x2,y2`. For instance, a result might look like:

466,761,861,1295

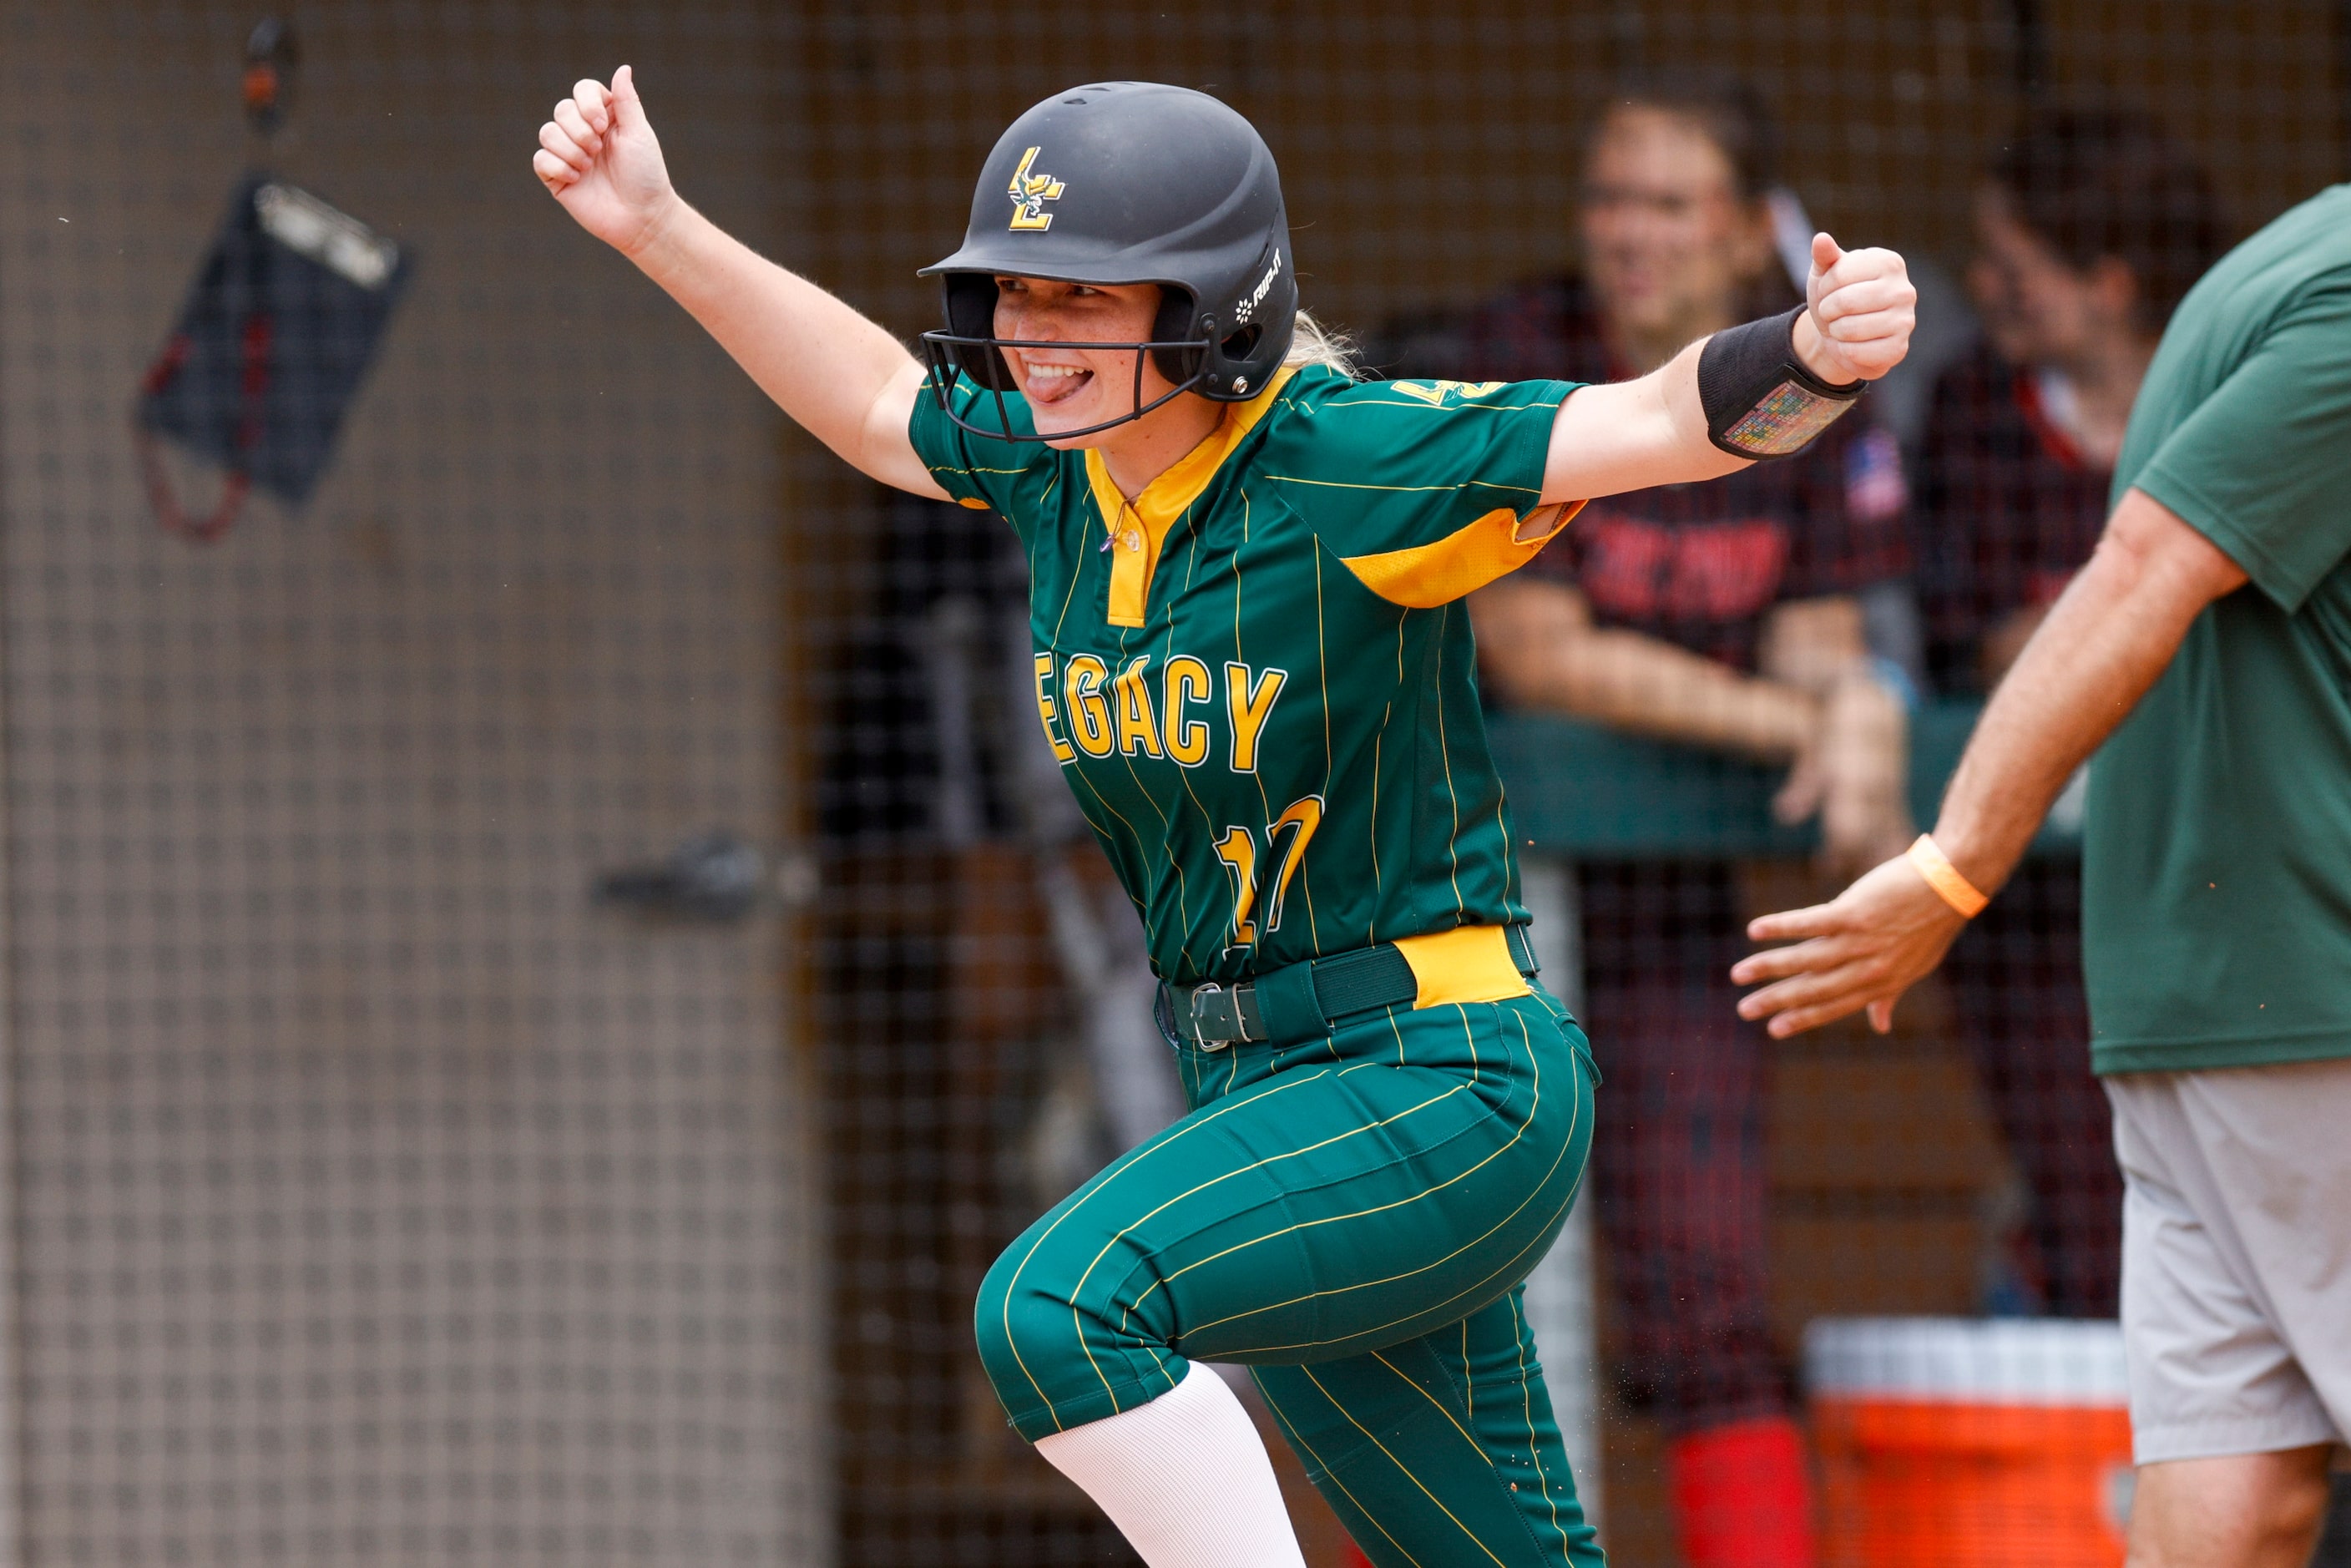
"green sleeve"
905,369,1055,529
1269,378,1578,553
2131,281,2351,614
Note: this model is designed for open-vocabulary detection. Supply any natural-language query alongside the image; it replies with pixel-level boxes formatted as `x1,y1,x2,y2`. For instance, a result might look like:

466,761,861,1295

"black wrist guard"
1697,306,1866,458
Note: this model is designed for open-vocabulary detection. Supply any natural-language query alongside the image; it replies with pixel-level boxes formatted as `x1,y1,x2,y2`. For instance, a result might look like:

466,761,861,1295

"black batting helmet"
918,82,1297,442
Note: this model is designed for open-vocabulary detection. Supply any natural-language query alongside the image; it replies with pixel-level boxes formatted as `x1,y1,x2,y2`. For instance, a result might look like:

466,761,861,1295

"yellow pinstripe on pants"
975,986,1603,1566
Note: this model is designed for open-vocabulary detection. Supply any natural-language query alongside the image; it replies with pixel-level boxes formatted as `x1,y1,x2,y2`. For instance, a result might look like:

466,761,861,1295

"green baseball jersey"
2084,183,2351,1075
908,362,1580,984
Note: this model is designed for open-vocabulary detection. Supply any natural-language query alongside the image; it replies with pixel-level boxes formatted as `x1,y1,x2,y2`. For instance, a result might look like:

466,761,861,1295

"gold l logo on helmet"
1007,146,1066,231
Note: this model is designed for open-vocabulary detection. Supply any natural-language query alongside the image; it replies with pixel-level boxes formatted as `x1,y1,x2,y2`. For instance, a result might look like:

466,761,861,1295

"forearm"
1541,338,1748,503
1931,497,2237,893
629,198,929,484
1497,625,1818,758
1930,609,2146,893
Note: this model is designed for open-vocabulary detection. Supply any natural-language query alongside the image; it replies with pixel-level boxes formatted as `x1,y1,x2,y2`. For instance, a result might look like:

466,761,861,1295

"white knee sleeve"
1033,1362,1310,1568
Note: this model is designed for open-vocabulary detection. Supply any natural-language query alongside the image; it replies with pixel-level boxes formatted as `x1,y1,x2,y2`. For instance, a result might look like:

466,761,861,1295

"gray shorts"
2107,1057,2351,1464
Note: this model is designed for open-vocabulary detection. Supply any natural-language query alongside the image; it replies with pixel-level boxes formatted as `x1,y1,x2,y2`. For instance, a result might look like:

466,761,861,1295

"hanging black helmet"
918,82,1297,442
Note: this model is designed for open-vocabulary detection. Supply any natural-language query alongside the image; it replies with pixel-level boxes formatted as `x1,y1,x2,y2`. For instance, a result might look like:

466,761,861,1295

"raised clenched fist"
533,64,679,258
1797,232,1916,385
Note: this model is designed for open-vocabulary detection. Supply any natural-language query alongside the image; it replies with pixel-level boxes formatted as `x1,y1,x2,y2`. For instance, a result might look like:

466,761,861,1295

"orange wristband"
1907,833,1989,918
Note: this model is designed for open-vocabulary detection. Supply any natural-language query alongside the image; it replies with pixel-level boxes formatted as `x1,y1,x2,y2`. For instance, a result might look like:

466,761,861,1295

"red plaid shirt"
1910,343,2111,695
1379,278,1911,673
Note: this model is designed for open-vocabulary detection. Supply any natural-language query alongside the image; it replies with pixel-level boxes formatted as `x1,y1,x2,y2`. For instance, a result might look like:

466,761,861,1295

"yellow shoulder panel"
1337,499,1584,609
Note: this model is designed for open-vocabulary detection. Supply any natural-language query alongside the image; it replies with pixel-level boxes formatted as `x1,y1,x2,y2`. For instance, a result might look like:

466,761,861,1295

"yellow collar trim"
1084,367,1299,628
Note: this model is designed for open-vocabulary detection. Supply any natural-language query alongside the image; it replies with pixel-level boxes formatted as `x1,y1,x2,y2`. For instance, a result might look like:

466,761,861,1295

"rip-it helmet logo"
1007,146,1066,230
1235,248,1282,324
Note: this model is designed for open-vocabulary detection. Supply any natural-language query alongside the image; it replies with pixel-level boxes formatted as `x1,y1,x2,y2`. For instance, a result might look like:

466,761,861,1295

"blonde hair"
1283,309,1362,380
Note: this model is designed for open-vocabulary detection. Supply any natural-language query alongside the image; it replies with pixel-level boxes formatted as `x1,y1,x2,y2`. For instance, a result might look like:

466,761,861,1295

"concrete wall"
0,5,824,1563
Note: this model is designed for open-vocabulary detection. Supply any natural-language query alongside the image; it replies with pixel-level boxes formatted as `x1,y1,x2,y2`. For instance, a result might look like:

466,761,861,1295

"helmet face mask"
917,324,1216,445
918,83,1298,444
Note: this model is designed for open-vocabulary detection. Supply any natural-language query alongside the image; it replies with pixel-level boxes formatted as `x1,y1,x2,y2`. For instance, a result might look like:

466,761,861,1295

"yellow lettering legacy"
1113,656,1165,758
1034,651,1074,764
1161,656,1212,766
1226,662,1287,774
1064,655,1115,757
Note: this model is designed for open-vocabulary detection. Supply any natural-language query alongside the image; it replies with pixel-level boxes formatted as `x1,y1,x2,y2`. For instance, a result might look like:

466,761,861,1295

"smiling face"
1580,104,1775,358
992,276,1181,445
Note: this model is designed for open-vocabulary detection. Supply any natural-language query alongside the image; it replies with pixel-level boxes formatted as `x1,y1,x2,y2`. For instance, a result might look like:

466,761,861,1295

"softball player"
535,68,1914,1567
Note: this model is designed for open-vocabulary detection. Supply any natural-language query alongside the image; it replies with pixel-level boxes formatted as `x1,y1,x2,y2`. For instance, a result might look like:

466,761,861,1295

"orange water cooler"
1807,1318,2133,1568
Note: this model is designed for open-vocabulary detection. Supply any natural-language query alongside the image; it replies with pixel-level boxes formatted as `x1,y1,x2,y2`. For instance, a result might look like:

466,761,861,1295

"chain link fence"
2,3,2345,1566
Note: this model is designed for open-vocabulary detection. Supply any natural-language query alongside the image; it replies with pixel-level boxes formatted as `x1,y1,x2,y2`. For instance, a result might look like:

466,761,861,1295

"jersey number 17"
1214,795,1324,946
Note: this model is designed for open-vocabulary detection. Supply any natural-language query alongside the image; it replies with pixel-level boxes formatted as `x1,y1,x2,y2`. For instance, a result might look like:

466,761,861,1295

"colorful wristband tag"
1906,833,1988,918
1696,306,1865,458
1719,377,1856,456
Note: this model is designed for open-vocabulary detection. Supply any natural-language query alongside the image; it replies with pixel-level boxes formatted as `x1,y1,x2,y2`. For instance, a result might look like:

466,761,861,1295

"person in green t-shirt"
535,68,1916,1568
1737,184,2351,1568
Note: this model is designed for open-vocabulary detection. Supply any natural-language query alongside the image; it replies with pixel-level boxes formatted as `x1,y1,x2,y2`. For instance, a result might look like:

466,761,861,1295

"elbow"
1479,649,1544,711
2092,489,2251,622
1473,622,1545,709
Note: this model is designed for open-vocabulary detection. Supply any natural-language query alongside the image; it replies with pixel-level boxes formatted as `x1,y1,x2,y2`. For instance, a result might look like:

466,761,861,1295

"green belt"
1160,925,1541,1051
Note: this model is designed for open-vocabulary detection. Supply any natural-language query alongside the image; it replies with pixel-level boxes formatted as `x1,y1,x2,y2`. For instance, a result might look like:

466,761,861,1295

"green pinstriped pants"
975,984,1603,1568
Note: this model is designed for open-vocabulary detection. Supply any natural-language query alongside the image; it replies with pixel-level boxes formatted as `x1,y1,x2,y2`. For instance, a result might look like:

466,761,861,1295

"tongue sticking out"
1024,362,1094,404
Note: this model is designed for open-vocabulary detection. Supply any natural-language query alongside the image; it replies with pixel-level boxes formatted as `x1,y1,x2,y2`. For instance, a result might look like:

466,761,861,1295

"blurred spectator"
1383,76,1912,1568
1914,105,2225,1318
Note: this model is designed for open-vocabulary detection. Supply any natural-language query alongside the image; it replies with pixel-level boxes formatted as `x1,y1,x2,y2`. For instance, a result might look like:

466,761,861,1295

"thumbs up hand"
1796,231,1916,385
533,64,681,260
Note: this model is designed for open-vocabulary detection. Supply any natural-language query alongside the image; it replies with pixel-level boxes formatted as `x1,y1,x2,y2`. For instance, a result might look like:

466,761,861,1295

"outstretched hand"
1795,232,1915,385
533,64,680,258
1730,850,1967,1037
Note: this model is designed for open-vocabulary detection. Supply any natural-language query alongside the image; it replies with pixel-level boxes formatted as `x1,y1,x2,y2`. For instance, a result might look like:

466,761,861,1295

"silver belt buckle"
1188,983,1241,1050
